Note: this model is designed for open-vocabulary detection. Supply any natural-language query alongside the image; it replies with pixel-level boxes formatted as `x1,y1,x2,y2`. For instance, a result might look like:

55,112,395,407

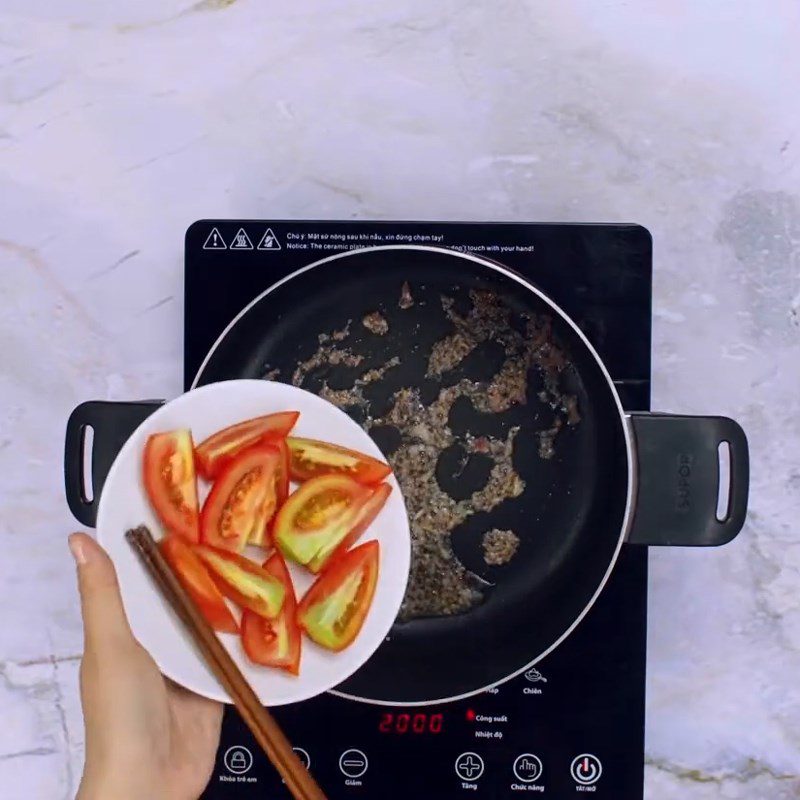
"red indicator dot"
466,709,476,721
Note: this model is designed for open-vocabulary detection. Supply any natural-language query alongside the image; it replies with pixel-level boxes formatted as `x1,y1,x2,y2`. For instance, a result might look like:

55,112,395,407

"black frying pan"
65,246,749,705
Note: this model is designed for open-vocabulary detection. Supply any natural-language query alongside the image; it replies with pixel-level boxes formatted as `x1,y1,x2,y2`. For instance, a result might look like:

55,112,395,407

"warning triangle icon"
230,228,254,250
203,227,227,250
257,228,282,251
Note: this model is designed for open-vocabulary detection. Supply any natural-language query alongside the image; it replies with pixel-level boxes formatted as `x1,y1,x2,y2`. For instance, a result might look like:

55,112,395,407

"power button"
570,754,602,785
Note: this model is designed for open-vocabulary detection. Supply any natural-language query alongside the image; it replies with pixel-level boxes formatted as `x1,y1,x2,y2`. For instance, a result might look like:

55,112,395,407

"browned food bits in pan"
274,286,579,620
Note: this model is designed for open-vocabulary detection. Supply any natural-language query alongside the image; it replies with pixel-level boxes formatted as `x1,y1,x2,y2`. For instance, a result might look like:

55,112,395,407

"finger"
69,532,135,654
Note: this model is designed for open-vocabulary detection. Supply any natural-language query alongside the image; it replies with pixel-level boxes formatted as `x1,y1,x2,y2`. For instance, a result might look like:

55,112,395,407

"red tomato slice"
193,545,285,618
200,444,282,553
274,475,391,573
195,411,300,480
287,437,392,485
143,430,200,543
241,553,301,675
159,536,238,634
247,438,289,548
297,540,380,651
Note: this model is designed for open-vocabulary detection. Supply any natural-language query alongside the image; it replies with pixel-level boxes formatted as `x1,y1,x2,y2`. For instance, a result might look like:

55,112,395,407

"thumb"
69,532,136,654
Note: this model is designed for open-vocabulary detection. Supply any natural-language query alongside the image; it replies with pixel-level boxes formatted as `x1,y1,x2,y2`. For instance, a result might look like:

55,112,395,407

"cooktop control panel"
186,220,651,800
207,541,646,798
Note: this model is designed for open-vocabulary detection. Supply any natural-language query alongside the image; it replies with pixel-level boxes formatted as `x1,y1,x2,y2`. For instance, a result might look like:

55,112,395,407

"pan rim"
191,244,636,706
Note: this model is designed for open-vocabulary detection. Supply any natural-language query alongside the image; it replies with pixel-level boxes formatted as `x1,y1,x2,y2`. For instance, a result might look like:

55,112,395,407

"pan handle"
65,400,163,527
626,413,749,546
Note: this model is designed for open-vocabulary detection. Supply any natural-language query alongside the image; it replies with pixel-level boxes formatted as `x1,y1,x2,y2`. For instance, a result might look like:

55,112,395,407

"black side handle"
64,400,163,527
627,413,749,546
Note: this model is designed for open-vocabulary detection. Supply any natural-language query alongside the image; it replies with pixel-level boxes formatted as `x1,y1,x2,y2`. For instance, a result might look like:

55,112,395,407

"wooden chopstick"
125,526,327,800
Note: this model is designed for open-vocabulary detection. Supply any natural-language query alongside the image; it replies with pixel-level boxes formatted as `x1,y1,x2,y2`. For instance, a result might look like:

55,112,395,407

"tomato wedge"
195,411,300,480
274,475,391,573
297,540,380,651
159,536,238,634
307,482,390,573
247,438,289,548
200,444,282,552
287,437,391,485
193,545,285,618
143,430,200,543
241,553,301,675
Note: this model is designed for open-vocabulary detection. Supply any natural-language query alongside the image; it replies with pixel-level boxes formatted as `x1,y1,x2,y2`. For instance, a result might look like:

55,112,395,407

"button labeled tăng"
455,752,485,781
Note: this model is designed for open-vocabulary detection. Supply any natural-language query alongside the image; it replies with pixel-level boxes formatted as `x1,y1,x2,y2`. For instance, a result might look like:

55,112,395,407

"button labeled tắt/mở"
570,754,602,785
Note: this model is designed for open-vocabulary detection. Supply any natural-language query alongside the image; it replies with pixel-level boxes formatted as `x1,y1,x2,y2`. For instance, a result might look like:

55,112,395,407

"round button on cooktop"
513,753,543,783
223,746,253,775
292,747,311,770
455,752,485,781
339,749,368,778
570,753,602,785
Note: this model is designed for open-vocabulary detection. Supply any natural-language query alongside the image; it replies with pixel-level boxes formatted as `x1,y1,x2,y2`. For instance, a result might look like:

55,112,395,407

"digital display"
378,712,444,735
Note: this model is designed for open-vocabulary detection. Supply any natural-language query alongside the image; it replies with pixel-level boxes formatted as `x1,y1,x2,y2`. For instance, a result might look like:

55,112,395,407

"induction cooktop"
186,220,652,799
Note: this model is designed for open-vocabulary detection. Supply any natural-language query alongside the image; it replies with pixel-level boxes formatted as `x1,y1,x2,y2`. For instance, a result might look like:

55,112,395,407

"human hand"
69,532,223,800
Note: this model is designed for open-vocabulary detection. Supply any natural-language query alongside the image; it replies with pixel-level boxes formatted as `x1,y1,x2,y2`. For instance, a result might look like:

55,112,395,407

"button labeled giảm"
339,749,368,778
570,753,602,785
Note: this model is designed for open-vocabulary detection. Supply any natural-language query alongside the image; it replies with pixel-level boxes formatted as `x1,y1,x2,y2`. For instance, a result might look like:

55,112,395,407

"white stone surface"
0,1,798,797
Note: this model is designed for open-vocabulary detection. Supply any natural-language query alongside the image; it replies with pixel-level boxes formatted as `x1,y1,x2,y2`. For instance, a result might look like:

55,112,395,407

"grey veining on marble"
1,1,798,798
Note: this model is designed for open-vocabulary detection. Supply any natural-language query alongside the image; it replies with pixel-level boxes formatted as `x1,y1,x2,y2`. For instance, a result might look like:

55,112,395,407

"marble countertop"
1,1,798,797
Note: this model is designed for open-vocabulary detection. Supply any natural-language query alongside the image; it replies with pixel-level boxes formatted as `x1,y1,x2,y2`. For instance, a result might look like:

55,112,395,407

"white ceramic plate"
96,379,410,705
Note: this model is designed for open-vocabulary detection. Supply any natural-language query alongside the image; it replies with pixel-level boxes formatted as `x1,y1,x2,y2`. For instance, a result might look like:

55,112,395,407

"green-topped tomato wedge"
159,536,238,634
193,545,285,618
297,540,380,651
143,430,200,543
241,553,301,675
287,437,391,485
274,475,391,573
307,482,390,573
200,444,283,552
195,411,299,480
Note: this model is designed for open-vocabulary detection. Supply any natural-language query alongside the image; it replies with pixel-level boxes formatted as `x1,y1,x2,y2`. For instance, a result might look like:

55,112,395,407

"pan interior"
196,248,629,703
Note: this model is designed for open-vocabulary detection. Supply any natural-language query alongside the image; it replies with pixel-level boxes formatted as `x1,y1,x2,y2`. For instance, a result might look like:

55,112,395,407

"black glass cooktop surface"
186,220,651,800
